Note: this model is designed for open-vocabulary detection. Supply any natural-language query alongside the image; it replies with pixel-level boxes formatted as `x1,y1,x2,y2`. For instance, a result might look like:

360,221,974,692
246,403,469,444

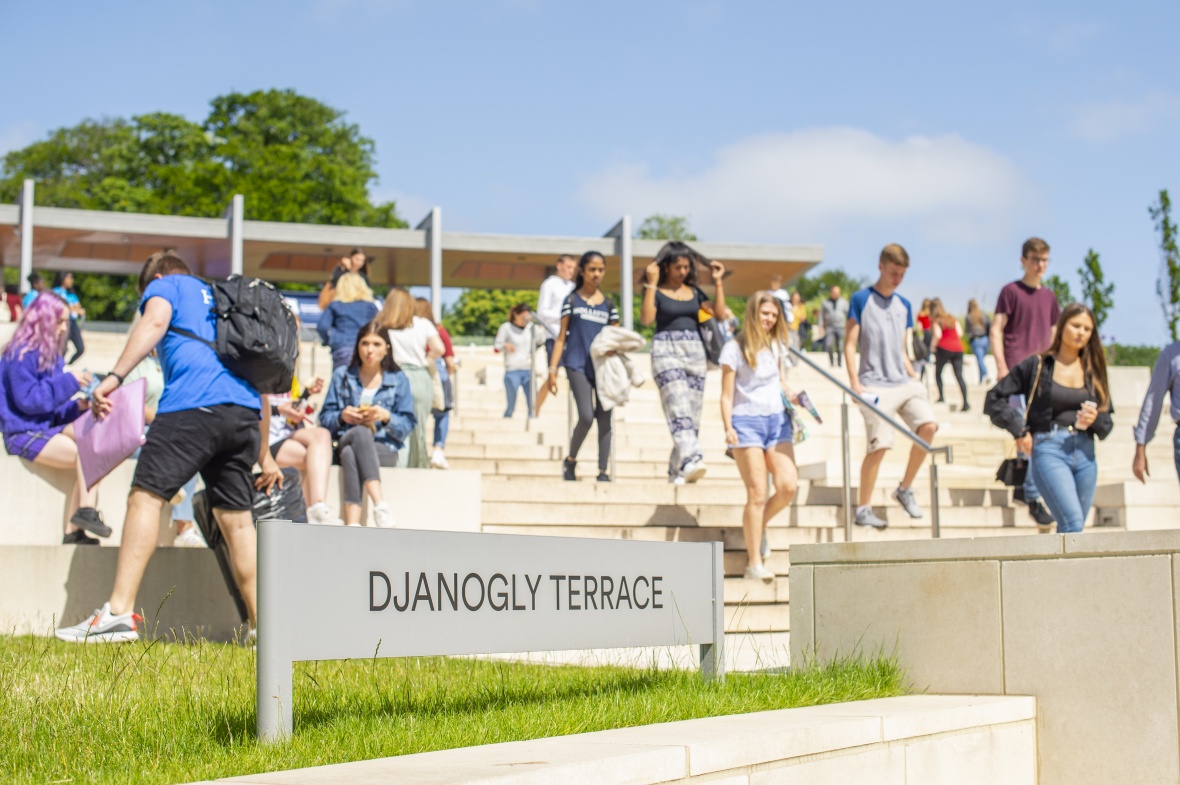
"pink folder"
74,377,147,490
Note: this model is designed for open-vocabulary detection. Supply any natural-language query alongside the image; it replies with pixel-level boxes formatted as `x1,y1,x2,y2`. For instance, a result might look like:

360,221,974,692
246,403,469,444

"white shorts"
859,380,936,452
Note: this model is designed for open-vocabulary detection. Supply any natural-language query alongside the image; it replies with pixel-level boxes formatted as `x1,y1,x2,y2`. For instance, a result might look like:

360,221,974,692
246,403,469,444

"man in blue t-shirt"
56,251,282,644
844,243,939,529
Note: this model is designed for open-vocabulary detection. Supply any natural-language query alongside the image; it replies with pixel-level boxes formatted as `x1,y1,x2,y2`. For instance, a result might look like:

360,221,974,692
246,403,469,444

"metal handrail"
788,348,953,539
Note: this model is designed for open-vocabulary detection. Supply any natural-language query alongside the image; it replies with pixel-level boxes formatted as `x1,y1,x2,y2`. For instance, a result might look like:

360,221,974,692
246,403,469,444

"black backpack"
170,275,299,394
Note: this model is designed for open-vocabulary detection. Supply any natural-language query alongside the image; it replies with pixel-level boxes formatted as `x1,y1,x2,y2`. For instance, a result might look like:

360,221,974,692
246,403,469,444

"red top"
917,314,931,331
936,319,963,353
437,326,455,358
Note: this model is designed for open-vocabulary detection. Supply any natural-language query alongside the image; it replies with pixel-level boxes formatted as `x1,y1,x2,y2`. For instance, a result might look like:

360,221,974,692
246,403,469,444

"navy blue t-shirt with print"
559,292,619,376
141,274,261,415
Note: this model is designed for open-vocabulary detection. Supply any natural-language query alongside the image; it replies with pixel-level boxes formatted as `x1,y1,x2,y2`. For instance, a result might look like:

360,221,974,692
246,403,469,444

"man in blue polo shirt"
844,243,939,529
56,251,282,643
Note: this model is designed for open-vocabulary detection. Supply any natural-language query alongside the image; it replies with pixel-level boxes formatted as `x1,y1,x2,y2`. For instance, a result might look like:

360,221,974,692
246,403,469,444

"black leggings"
934,347,967,405
568,369,611,472
66,319,84,365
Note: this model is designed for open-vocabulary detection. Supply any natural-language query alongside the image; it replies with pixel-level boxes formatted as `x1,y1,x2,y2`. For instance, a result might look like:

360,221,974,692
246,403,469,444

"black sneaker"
562,458,576,482
62,530,100,546
596,472,610,482
70,507,111,538
961,402,971,412
1027,500,1055,527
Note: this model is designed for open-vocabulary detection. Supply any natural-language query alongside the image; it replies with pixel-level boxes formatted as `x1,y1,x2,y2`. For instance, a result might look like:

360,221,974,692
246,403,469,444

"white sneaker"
307,502,342,526
430,449,449,469
760,532,771,561
372,502,395,528
680,458,707,483
744,564,775,583
55,603,140,643
173,527,206,548
669,475,686,485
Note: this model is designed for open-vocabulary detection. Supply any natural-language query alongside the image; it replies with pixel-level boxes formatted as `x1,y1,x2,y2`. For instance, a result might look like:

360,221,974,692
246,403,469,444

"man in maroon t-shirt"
990,237,1061,529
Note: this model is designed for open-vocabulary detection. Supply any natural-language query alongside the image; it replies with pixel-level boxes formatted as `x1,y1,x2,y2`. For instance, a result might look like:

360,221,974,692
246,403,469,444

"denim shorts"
732,412,793,450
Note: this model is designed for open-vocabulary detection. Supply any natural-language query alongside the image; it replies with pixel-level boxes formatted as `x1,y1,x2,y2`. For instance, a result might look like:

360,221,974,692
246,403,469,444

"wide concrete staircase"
16,327,1177,668
441,343,1177,668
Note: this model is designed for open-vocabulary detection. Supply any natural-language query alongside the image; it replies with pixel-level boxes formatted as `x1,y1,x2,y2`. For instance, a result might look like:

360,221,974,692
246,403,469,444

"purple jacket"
0,350,83,439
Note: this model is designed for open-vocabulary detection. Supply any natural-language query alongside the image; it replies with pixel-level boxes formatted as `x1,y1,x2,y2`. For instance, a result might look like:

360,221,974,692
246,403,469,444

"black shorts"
133,404,261,512
269,438,288,459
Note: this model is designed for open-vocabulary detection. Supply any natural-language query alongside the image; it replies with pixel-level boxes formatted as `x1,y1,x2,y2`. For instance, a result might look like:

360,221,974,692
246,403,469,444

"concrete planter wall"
190,695,1035,785
790,531,1180,785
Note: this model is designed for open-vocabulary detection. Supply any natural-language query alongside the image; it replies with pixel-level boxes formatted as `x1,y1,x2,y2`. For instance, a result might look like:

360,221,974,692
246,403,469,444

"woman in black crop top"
639,241,731,484
984,303,1113,533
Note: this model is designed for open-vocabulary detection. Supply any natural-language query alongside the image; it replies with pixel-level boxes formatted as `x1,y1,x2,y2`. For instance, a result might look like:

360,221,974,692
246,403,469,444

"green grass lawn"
1,634,905,785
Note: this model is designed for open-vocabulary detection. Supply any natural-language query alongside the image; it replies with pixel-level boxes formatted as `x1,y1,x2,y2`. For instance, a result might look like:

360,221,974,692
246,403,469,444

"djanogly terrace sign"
257,522,725,740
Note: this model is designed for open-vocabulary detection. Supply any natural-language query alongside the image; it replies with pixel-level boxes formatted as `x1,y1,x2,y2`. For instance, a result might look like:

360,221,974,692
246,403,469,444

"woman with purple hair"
0,293,110,544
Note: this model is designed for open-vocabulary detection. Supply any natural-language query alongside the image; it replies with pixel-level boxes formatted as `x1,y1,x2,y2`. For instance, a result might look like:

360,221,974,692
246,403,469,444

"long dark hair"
1045,302,1109,409
51,271,73,291
653,241,701,288
349,320,400,374
574,251,606,290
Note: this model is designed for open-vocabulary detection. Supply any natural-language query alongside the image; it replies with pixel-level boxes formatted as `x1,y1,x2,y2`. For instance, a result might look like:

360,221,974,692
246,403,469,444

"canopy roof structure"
1,181,823,327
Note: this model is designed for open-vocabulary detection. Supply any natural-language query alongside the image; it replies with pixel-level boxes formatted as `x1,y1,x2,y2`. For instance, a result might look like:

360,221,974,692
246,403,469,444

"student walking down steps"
720,291,799,583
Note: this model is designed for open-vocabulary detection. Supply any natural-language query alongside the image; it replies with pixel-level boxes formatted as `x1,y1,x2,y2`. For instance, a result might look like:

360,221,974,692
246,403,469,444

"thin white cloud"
1014,16,1104,54
1046,19,1104,52
1067,91,1180,142
578,128,1035,247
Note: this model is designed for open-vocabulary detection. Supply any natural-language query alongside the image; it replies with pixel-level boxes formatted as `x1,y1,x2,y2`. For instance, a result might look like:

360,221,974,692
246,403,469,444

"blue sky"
2,0,1178,343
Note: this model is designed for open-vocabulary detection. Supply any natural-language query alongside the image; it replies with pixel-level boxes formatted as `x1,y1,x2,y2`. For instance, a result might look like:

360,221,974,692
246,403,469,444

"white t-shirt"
389,316,440,368
537,275,575,338
719,340,786,416
770,288,795,324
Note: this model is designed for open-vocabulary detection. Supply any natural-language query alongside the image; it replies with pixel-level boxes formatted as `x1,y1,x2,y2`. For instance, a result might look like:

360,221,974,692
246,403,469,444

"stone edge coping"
188,694,1033,785
791,530,1180,566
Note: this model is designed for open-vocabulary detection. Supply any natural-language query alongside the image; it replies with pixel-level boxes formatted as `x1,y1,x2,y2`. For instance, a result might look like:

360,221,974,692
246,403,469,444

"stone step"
480,500,1024,529
725,602,788,633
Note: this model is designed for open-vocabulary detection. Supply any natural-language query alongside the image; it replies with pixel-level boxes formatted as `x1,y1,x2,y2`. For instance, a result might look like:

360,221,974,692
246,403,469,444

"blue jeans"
1009,395,1041,503
171,475,200,522
433,410,449,448
1030,429,1098,533
971,336,989,382
503,369,532,417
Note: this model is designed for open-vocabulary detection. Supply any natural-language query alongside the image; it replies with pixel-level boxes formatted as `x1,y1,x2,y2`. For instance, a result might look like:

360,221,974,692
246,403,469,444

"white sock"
856,504,871,515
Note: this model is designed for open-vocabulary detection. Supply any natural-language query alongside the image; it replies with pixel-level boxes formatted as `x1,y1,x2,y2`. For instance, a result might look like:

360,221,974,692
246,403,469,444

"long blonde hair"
414,297,436,325
930,298,956,330
378,287,415,331
966,298,985,331
738,290,791,368
334,272,374,304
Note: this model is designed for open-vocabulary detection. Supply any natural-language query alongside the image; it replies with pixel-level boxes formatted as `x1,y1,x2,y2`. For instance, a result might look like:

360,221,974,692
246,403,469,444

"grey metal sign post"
257,522,725,742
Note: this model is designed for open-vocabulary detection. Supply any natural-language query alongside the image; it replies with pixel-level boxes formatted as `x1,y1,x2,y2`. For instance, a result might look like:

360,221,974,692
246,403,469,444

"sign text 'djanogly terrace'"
370,570,665,613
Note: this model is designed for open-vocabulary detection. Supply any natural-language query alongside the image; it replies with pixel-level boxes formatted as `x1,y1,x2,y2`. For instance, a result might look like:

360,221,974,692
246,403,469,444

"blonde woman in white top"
378,288,445,468
719,291,800,582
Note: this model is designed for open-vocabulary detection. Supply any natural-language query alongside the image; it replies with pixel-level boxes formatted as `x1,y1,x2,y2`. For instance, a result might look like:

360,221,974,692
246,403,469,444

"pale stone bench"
0,459,479,546
184,694,1035,785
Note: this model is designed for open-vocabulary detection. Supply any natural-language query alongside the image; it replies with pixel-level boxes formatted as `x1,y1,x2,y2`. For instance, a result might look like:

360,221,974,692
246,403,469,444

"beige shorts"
859,380,936,453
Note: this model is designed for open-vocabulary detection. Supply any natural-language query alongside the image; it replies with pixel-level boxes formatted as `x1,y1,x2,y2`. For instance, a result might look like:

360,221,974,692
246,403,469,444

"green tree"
0,90,406,320
636,214,698,242
442,289,539,337
1077,249,1115,330
1149,189,1180,341
791,268,869,301
1044,274,1075,309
